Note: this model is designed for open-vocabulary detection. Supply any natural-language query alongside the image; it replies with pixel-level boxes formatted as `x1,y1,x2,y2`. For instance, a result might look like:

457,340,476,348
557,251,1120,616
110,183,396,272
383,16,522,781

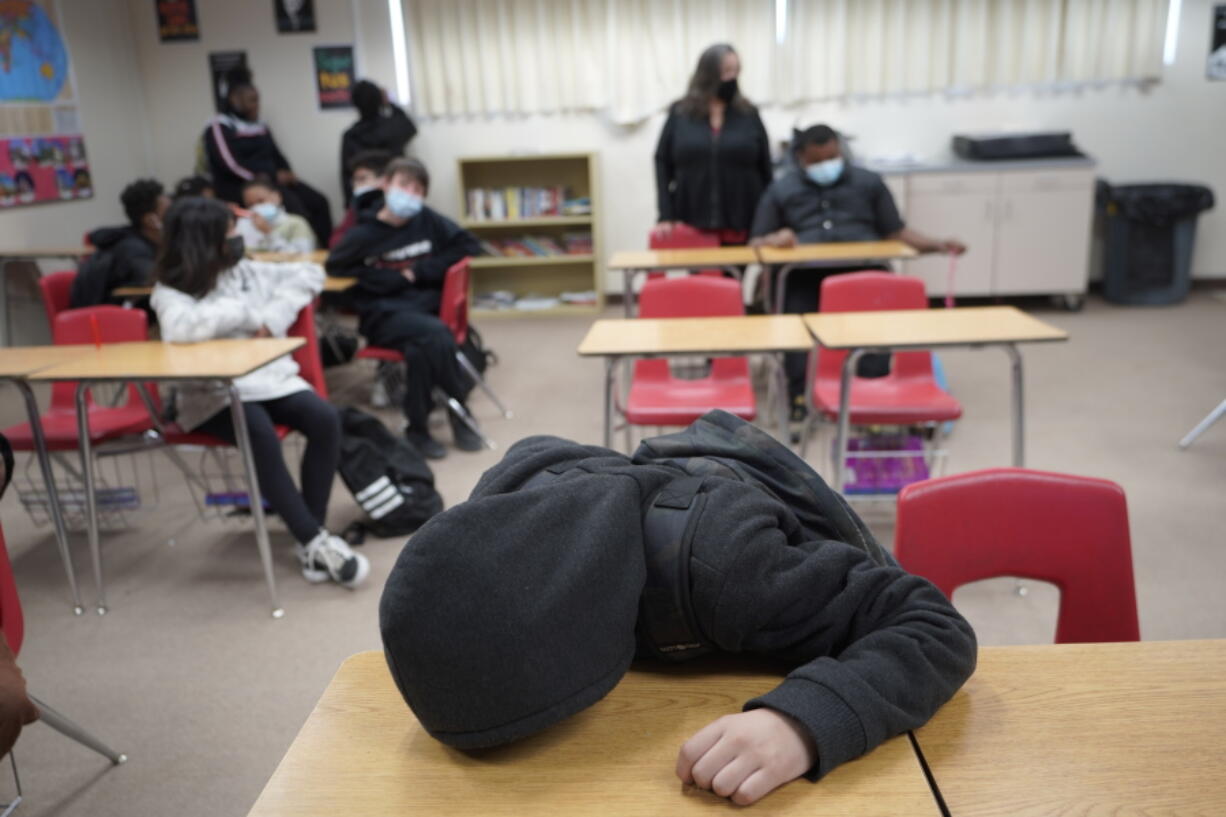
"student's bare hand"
252,213,273,234
942,239,967,256
253,325,272,338
765,228,798,248
377,207,405,227
275,169,296,186
653,221,681,239
400,268,416,284
676,709,815,806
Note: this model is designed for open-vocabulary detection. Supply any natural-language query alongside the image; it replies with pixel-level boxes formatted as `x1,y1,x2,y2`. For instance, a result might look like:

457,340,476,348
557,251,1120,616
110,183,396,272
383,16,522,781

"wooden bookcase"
456,153,603,317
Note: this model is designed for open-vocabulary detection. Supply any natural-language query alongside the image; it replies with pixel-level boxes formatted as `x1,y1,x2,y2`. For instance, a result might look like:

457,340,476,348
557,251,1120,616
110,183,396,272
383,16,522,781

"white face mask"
252,202,283,224
352,184,378,199
805,157,845,187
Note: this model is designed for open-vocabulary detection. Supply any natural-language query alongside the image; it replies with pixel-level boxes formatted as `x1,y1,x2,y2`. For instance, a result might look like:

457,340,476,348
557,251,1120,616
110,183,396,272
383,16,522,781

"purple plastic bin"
841,434,929,495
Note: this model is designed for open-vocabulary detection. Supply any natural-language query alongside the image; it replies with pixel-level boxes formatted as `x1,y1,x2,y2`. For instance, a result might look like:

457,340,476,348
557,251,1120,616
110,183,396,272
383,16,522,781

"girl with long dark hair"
653,44,773,244
152,197,368,589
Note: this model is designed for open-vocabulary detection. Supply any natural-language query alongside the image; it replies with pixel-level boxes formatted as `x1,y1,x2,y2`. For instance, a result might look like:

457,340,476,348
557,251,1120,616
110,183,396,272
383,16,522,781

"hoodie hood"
87,226,139,251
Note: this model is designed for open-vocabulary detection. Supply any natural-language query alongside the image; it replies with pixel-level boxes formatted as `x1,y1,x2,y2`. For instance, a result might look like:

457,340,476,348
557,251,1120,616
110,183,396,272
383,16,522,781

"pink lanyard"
945,254,957,309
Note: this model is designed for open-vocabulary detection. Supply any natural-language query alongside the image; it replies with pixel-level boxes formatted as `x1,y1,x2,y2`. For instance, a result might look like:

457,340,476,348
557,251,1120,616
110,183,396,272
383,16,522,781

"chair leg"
455,352,512,419
1178,397,1226,449
0,751,23,816
442,395,496,450
28,694,127,765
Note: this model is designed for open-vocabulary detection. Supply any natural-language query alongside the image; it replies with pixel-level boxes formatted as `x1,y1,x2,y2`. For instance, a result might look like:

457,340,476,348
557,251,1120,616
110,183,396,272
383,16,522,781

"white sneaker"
370,379,390,408
297,531,370,589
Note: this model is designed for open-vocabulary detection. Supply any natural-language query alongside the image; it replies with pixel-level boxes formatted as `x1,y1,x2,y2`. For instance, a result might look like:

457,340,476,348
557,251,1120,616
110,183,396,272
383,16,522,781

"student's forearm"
891,228,943,254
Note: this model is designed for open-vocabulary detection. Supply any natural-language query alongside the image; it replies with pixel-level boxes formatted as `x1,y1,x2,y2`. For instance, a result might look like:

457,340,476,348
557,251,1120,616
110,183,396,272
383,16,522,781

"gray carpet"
0,292,1223,816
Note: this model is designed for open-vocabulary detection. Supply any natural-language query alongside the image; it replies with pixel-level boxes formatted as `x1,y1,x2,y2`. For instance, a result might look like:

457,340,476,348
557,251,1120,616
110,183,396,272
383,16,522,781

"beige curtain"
404,0,1169,121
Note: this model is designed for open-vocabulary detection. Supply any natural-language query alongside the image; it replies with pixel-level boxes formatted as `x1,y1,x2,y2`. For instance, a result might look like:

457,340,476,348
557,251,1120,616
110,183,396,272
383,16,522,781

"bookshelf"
457,153,602,317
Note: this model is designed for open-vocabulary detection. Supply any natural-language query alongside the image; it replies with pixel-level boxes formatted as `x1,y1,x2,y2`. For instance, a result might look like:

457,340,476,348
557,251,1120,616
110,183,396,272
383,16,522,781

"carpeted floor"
0,291,1223,816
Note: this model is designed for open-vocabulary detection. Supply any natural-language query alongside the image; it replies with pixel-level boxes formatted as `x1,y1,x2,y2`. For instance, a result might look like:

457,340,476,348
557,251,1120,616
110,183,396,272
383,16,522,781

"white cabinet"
901,165,1095,302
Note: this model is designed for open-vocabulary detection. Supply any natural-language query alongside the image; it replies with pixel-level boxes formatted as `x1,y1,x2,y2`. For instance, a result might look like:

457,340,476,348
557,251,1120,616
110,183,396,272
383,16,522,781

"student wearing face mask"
151,197,368,589
237,179,317,254
653,43,773,245
70,178,171,308
327,158,484,460
751,124,967,412
330,149,392,249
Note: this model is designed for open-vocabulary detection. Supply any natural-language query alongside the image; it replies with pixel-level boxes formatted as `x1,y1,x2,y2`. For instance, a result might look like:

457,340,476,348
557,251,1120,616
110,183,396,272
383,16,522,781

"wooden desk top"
757,240,918,264
608,247,759,270
914,640,1226,817
0,345,94,378
27,338,303,381
578,315,814,357
250,250,329,265
803,306,1068,350
0,247,92,260
112,276,356,299
247,651,940,817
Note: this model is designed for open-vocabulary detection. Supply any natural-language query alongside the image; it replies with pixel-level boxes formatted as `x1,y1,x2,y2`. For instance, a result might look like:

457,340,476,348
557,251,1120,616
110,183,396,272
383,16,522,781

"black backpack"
337,407,443,539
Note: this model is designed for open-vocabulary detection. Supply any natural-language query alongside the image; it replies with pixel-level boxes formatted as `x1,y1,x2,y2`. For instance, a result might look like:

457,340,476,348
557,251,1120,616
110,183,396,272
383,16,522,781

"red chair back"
895,467,1140,643
817,272,934,381
0,525,24,656
52,306,149,412
40,270,77,330
637,276,745,381
287,301,328,399
439,258,472,346
648,224,722,278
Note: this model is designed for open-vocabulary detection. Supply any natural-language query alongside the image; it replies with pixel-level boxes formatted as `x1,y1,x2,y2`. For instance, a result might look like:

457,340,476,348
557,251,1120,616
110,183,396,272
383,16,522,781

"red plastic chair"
623,276,755,446
39,270,77,331
0,521,126,764
647,223,722,279
3,307,155,452
894,467,1140,643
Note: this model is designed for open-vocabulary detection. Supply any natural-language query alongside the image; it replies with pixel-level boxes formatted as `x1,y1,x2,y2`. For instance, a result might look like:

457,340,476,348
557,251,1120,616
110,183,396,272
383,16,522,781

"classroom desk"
247,651,942,817
111,276,356,299
607,248,759,316
0,345,96,614
913,640,1226,816
29,338,304,617
577,315,813,448
1,247,93,345
802,306,1068,491
757,240,919,314
250,250,330,265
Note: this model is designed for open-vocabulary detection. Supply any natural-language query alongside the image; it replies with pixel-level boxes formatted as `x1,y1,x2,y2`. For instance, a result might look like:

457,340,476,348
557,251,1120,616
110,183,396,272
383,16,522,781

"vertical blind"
403,0,1169,122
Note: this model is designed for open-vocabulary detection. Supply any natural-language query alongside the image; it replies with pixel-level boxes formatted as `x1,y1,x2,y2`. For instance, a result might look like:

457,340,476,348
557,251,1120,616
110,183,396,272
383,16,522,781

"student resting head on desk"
379,410,977,807
150,196,368,589
750,123,968,413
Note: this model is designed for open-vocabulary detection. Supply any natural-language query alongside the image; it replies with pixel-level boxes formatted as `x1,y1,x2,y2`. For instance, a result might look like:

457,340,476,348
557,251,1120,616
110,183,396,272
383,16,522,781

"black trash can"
1098,182,1215,305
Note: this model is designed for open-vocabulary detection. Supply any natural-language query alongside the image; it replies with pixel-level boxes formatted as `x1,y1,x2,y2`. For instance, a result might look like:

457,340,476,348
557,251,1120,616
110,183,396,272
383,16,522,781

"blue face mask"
386,189,423,219
252,202,282,223
806,157,845,187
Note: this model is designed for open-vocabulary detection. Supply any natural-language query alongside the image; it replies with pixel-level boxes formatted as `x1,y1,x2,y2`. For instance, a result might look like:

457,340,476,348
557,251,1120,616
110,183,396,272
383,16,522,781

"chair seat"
356,346,404,363
3,406,154,452
814,377,962,425
626,376,756,425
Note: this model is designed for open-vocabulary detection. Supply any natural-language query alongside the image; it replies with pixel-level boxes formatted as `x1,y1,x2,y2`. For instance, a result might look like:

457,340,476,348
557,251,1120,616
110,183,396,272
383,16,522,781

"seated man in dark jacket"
327,158,483,460
70,178,170,309
380,411,977,807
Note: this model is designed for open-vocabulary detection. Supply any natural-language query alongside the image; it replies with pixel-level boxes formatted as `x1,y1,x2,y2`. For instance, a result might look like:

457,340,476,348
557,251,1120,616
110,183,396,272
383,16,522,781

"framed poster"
0,0,92,209
155,0,199,42
209,51,248,113
1210,4,1226,80
275,0,315,34
314,45,355,109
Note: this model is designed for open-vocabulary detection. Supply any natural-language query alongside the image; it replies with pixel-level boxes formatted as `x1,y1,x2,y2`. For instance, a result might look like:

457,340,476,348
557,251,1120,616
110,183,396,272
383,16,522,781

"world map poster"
0,0,91,209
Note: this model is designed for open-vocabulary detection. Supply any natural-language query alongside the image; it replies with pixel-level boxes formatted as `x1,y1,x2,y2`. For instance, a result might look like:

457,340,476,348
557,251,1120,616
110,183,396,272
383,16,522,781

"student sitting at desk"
327,158,483,460
237,179,317,254
380,411,976,807
151,197,368,589
330,149,391,249
750,124,966,413
70,178,171,308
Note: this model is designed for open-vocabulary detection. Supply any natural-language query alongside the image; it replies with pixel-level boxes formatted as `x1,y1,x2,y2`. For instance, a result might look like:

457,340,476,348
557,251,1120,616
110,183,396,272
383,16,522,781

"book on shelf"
465,186,571,221
477,233,593,258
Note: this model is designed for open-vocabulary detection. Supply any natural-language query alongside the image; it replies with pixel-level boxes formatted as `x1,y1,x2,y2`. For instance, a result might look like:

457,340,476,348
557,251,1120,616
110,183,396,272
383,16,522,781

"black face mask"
716,78,738,103
224,235,246,266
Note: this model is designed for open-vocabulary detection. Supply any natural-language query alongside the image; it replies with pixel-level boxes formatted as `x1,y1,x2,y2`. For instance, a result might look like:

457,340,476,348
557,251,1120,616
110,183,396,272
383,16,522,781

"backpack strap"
638,476,713,662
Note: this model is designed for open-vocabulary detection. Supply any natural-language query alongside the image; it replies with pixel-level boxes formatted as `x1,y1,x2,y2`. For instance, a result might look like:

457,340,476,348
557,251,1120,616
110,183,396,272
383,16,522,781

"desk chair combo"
357,258,506,450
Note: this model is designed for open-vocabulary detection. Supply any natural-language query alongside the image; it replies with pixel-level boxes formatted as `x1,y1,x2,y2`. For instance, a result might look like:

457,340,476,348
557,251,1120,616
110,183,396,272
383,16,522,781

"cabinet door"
904,174,999,297
993,170,1095,296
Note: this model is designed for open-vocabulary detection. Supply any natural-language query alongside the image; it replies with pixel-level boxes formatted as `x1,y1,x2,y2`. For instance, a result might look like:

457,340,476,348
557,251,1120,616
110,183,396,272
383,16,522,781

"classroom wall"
357,0,1226,288
0,0,151,247
123,0,364,219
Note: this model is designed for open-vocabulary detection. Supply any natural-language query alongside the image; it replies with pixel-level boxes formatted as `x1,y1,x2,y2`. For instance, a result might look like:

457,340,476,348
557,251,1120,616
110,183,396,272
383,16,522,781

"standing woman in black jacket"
653,44,773,245
340,80,417,205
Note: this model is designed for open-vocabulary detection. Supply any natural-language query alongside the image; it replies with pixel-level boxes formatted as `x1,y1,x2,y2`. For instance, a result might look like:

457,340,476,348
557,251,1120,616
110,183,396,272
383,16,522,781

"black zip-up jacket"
340,105,417,202
380,411,977,779
654,103,773,232
326,204,481,332
69,227,157,309
203,113,292,204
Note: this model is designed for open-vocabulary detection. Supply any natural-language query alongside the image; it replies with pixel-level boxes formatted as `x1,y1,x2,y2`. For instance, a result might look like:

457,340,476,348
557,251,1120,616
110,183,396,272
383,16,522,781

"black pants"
365,309,470,433
781,265,891,399
280,181,333,249
197,390,341,545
